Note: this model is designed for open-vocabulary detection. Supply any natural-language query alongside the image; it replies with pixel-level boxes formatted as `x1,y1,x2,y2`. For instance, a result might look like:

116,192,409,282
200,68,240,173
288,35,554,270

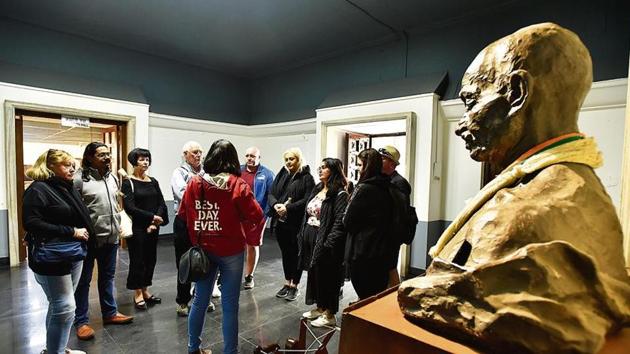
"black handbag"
178,178,211,284
178,243,210,284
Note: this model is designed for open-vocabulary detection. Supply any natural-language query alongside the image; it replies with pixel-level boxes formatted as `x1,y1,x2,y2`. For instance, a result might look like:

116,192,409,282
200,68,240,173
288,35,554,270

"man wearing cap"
379,145,411,286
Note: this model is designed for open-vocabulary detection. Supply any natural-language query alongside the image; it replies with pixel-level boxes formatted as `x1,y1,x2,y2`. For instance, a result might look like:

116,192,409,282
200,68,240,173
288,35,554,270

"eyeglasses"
96,152,111,158
245,154,258,158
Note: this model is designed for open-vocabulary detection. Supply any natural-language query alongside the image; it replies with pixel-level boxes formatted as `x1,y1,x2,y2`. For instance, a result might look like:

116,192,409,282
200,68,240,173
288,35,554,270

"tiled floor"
0,233,357,354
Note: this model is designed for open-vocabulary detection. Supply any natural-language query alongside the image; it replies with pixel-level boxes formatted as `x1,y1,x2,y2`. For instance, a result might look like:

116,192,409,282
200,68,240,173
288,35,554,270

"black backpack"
388,185,418,245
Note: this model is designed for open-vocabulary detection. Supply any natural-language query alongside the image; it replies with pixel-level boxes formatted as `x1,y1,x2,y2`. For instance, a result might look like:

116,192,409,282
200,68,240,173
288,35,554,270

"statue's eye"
461,93,477,109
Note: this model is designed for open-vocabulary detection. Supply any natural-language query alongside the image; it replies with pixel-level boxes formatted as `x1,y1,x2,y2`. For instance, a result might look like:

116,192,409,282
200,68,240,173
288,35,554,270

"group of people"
265,145,411,329
23,137,412,354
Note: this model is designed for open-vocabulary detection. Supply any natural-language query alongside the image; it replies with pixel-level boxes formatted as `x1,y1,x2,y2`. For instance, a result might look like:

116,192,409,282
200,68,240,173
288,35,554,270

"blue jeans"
74,243,119,326
188,251,244,354
34,261,83,354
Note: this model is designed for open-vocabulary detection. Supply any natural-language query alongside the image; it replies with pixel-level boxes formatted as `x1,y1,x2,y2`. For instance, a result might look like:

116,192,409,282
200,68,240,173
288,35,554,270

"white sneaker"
310,315,336,328
212,283,221,298
302,308,324,319
65,349,87,354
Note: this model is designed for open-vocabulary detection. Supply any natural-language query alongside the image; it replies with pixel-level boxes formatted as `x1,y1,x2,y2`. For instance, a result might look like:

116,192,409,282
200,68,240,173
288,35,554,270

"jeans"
188,251,244,354
74,243,119,326
34,261,83,354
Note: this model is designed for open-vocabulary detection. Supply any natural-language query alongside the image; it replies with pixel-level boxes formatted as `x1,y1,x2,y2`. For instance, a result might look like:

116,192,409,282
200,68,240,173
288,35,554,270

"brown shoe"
76,324,95,340
103,312,133,325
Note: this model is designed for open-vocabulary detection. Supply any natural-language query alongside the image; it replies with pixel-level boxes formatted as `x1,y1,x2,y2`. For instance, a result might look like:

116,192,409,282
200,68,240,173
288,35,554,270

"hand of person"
274,204,287,217
147,225,158,234
73,228,89,241
152,215,164,226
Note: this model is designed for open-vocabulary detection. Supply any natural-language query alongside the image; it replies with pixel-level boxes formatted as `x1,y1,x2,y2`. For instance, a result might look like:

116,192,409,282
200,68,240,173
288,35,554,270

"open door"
14,109,127,264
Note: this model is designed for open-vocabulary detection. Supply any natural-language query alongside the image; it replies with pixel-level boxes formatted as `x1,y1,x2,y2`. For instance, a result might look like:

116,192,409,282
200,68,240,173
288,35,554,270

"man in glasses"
240,146,274,289
171,141,220,316
379,145,411,287
73,142,133,341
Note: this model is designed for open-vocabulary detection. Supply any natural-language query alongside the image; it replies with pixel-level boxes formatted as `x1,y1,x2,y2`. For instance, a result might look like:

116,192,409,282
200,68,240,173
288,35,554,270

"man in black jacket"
379,145,411,286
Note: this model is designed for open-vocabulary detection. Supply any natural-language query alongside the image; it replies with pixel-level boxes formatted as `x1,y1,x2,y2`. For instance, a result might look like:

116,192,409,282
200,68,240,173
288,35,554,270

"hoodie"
177,173,264,257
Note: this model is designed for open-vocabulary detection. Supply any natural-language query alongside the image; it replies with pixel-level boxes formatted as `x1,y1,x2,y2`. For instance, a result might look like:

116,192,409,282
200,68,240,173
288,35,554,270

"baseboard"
0,257,9,266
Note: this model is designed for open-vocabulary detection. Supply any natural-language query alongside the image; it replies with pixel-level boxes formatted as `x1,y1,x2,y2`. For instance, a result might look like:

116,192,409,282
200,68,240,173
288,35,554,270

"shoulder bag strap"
195,177,206,246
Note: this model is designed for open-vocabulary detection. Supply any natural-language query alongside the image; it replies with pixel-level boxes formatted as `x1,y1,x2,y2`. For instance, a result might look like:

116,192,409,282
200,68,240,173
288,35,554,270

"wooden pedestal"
339,288,630,354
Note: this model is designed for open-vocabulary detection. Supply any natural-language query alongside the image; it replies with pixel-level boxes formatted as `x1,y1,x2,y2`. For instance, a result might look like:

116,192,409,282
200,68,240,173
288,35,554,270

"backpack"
388,185,418,245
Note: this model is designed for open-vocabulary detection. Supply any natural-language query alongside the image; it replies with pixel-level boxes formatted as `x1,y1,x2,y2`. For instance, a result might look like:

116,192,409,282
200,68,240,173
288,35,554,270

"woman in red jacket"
178,139,264,354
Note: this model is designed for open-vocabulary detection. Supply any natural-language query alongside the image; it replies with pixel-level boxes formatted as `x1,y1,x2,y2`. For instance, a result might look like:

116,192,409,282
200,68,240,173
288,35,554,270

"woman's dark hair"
203,139,241,176
127,148,152,166
81,141,108,180
357,148,382,182
321,158,347,197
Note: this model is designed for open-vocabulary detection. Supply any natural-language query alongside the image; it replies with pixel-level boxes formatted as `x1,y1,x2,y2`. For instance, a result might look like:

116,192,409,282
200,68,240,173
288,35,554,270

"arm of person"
264,169,275,214
121,179,154,228
170,167,187,204
23,186,74,238
286,174,315,219
343,184,369,233
323,191,349,249
236,182,265,246
152,178,170,226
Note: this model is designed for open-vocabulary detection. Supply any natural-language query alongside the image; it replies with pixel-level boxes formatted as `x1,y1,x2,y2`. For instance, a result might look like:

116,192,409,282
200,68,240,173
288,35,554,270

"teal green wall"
0,17,250,124
0,0,627,126
250,0,630,123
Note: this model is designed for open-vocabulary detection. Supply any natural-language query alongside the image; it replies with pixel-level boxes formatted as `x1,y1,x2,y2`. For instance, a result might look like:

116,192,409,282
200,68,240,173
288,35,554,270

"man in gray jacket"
73,142,133,341
171,141,219,316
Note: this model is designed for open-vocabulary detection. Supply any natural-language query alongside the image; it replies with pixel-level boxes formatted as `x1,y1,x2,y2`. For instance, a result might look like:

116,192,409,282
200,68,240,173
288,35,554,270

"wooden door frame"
4,100,135,266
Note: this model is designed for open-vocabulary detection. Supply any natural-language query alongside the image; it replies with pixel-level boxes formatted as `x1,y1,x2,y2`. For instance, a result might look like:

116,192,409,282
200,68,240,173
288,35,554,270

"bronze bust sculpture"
398,23,630,354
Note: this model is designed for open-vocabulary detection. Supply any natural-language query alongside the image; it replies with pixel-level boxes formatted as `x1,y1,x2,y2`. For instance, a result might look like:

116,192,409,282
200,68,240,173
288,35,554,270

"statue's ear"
507,70,529,113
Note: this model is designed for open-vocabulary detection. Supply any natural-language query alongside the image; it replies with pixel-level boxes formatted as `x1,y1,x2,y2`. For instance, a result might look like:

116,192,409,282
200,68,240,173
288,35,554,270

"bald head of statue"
455,23,593,171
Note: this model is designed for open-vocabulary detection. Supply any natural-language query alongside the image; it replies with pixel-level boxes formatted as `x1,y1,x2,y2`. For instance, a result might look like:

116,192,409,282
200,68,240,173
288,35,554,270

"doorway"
320,113,416,278
14,109,127,263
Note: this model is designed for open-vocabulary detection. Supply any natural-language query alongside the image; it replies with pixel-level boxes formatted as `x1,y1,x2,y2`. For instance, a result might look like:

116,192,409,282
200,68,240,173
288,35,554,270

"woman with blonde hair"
268,147,315,301
23,149,93,354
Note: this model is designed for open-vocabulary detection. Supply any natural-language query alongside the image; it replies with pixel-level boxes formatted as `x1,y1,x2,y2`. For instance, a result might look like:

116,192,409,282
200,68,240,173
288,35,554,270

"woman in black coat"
343,148,395,300
268,147,315,301
23,149,92,354
121,148,169,309
298,158,348,327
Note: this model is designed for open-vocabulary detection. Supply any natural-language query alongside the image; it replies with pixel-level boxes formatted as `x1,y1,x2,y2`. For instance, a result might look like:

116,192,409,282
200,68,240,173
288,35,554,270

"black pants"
126,228,159,290
274,222,302,284
174,217,193,305
306,259,343,313
350,258,389,300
